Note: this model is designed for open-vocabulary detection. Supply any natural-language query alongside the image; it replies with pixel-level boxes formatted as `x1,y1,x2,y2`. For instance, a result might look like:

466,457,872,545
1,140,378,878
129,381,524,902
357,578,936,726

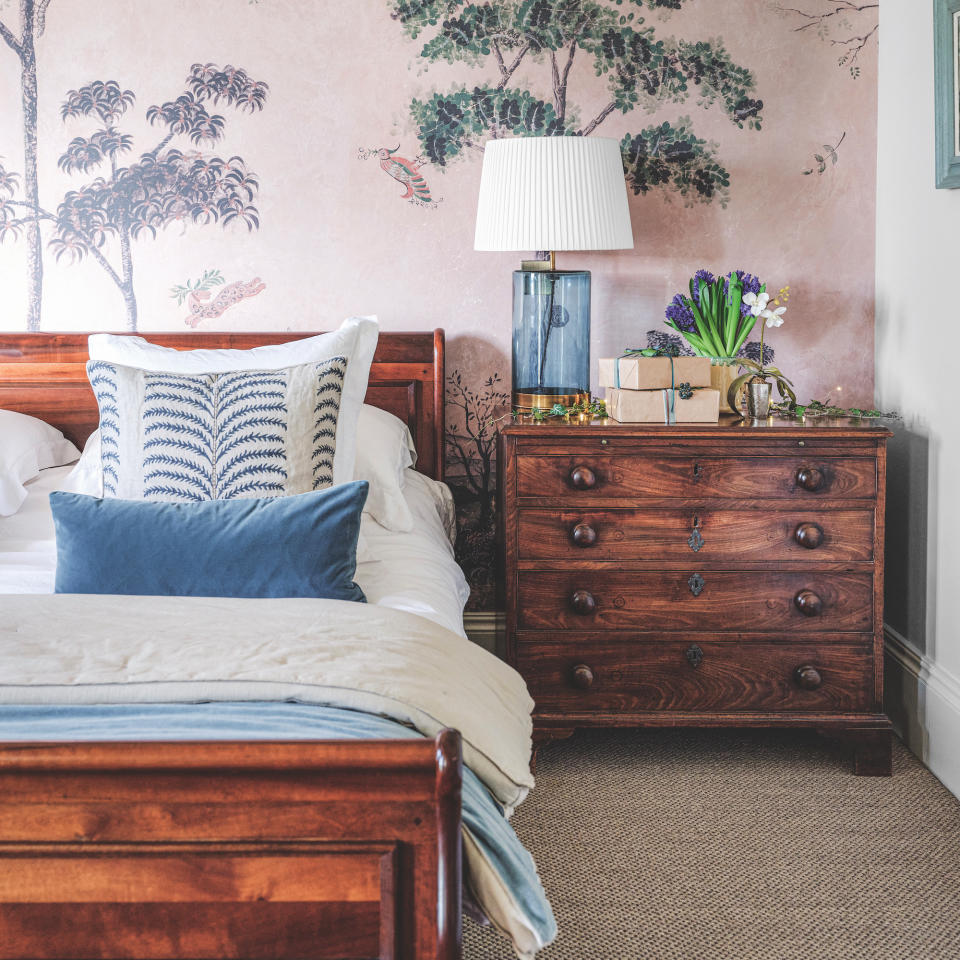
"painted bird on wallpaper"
184,278,266,327
366,145,435,204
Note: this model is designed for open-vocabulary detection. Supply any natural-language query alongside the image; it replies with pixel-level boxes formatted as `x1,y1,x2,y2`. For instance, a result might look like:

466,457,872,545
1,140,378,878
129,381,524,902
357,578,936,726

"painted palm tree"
0,0,53,331
0,62,268,331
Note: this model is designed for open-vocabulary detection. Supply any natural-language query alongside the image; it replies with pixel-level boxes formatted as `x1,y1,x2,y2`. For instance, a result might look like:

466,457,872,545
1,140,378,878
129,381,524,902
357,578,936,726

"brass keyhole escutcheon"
685,644,704,669
688,515,704,553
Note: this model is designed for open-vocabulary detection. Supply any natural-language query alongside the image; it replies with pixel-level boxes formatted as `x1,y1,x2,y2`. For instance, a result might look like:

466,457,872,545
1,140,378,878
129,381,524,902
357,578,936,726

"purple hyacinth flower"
665,293,696,333
692,269,715,305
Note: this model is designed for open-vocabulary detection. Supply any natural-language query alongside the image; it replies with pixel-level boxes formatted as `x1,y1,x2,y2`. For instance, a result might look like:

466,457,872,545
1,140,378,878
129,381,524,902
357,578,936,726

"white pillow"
87,317,378,487
354,404,416,532
0,409,80,516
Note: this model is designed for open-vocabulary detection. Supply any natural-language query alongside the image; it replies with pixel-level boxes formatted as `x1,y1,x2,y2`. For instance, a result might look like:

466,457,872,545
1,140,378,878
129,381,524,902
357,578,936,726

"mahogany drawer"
515,454,877,500
517,640,875,714
516,570,874,633
517,507,874,562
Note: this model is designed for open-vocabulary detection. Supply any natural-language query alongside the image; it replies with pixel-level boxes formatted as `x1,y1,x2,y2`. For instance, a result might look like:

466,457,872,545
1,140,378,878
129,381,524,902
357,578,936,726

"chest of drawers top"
499,417,891,503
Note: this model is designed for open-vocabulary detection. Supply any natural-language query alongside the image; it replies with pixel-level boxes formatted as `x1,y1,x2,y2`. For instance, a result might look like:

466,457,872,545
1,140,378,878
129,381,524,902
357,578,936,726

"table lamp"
474,136,633,412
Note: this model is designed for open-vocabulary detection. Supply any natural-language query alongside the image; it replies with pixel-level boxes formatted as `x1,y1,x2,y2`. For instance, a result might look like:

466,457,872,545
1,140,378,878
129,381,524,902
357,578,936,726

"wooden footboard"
0,731,462,960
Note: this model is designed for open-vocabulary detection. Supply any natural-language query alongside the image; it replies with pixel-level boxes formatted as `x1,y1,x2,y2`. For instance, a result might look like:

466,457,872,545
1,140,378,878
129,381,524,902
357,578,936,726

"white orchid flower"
762,305,786,328
742,291,770,317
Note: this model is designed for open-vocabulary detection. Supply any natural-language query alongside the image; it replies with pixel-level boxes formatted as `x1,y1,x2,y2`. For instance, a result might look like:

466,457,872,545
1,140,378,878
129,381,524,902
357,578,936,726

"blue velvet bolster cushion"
50,482,368,601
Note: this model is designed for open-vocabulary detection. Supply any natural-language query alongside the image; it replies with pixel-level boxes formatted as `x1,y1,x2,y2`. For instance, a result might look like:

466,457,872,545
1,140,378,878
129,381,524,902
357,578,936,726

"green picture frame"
935,0,960,188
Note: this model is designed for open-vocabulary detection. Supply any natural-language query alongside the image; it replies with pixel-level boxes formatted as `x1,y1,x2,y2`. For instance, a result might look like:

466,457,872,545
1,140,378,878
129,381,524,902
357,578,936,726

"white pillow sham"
87,317,378,487
0,410,80,516
355,404,416,532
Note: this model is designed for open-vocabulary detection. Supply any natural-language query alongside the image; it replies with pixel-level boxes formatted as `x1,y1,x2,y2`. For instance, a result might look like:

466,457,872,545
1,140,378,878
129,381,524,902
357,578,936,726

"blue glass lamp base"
512,268,591,412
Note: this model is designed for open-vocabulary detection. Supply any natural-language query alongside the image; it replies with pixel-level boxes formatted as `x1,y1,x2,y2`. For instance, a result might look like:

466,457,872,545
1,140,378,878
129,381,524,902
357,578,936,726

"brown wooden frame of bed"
0,330,463,960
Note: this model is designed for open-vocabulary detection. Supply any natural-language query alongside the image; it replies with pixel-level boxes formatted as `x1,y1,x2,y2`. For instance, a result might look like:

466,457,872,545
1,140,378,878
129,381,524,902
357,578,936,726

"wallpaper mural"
0,0,879,610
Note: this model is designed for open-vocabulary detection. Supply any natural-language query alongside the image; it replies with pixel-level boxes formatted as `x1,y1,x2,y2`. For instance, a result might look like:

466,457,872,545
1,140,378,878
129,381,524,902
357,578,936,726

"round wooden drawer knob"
796,467,825,492
794,522,824,549
570,465,597,490
571,522,597,547
794,589,823,617
571,663,594,689
570,589,597,615
794,664,823,690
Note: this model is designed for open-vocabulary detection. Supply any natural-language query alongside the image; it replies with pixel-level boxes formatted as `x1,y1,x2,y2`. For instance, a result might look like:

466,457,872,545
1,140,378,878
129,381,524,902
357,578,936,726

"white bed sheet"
0,464,470,637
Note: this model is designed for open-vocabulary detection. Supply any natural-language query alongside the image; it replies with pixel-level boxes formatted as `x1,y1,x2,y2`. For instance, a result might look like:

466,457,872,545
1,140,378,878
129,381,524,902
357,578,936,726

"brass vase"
709,358,742,415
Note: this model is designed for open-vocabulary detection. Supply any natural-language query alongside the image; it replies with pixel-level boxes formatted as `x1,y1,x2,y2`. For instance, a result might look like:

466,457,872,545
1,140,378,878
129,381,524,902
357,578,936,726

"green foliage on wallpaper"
389,0,764,205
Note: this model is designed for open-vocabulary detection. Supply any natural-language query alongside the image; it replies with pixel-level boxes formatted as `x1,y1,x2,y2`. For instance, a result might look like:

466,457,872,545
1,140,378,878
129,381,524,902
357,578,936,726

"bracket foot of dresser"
849,729,893,776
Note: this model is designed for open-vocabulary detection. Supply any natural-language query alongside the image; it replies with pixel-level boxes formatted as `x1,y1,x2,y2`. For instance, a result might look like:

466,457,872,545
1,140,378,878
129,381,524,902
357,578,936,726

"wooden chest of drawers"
498,418,893,775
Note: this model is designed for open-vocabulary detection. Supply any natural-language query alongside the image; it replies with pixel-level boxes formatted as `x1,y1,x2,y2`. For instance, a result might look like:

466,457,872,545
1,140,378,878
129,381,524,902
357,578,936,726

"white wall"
876,0,960,796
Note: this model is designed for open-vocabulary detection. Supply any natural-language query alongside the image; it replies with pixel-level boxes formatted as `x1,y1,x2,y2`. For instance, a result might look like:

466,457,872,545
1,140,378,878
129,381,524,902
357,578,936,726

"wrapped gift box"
606,387,720,423
598,355,712,391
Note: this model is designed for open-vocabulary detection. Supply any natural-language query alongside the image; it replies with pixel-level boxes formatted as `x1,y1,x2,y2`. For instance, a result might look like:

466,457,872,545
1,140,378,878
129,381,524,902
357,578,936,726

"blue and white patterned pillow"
87,358,348,502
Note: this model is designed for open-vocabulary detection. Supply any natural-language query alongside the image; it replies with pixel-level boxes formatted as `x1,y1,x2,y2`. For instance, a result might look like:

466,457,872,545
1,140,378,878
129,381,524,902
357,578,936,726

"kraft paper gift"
606,387,721,423
598,355,712,391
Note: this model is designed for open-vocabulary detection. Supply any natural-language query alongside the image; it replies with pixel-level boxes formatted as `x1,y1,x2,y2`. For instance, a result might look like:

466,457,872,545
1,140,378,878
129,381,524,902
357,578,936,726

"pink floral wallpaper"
0,0,879,606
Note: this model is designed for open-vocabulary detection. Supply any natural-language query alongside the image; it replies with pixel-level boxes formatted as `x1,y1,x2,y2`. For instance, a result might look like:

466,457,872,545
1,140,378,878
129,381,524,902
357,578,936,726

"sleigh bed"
0,329,533,960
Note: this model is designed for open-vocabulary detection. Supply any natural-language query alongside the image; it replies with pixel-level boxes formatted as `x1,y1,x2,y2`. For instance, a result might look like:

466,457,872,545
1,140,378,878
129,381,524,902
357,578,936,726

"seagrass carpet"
464,730,960,960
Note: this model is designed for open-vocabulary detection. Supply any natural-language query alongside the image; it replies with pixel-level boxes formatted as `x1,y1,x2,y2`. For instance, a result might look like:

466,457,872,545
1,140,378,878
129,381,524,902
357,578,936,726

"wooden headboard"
0,330,446,481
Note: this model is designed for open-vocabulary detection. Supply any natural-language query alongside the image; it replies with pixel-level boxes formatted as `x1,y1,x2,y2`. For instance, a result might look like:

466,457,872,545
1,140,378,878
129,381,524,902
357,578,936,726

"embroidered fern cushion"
88,358,349,501
87,317,379,488
50,483,368,600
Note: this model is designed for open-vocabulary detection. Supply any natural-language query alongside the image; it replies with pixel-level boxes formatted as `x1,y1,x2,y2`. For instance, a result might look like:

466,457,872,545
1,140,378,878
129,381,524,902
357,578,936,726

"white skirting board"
885,624,960,800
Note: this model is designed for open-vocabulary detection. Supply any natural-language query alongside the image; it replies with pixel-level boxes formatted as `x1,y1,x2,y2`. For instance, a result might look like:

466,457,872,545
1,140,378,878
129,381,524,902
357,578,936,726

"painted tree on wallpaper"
445,369,510,611
0,0,52,331
388,0,764,206
0,61,268,330
776,2,878,79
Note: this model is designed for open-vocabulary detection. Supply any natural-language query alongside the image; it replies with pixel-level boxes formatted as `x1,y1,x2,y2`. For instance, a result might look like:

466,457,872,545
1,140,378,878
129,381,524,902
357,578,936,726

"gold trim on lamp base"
513,390,590,412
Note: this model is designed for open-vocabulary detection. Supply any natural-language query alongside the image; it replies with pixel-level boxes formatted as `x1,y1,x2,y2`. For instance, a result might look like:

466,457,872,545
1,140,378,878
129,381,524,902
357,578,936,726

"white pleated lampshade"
474,136,633,252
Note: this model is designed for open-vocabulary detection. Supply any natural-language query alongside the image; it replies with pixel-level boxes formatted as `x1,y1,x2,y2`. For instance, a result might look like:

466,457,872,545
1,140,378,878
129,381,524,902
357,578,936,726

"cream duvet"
0,593,534,809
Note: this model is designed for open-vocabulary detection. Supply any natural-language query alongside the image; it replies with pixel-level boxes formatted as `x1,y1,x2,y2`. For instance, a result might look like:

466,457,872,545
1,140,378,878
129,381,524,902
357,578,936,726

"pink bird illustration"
184,277,265,327
375,145,434,203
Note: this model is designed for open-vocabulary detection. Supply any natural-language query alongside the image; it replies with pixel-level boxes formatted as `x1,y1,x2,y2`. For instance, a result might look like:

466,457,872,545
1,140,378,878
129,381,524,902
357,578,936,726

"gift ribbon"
662,388,677,424
614,349,650,390
614,351,697,423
